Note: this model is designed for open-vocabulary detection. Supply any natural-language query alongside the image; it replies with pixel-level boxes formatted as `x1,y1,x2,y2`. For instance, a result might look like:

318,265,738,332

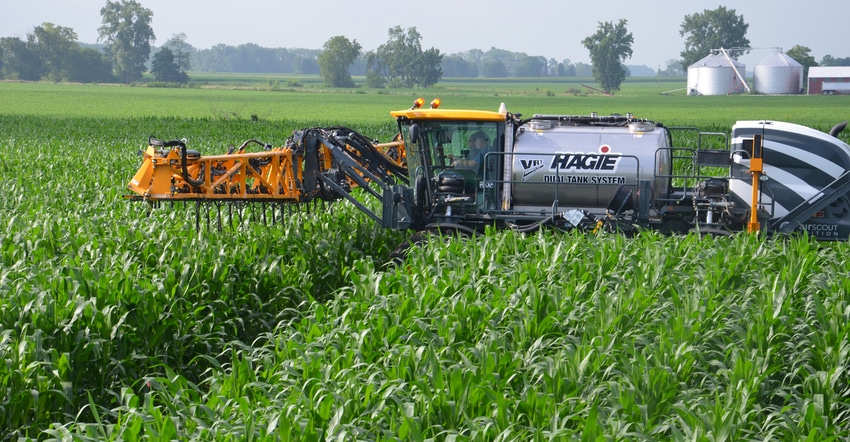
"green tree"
364,65,385,88
98,0,155,83
480,47,516,77
370,26,420,88
481,59,508,78
465,49,484,68
441,54,477,78
161,32,193,73
820,55,850,66
574,62,593,77
0,36,43,80
561,59,577,77
67,47,115,82
515,54,547,77
293,54,319,74
785,45,817,78
317,36,361,87
582,19,633,93
30,23,78,81
370,26,442,88
658,59,685,77
415,47,443,88
0,23,112,83
151,47,188,83
679,6,749,68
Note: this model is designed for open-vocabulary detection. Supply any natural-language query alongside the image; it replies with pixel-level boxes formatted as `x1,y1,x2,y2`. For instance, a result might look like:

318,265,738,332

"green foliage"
364,68,385,88
318,36,361,88
0,36,43,80
191,44,320,74
0,83,850,439
515,53,547,77
98,0,155,83
419,47,444,89
441,53,478,78
4,80,850,135
30,229,850,440
0,114,404,439
582,19,634,93
29,22,78,82
819,54,850,67
150,47,189,83
68,47,115,83
786,45,818,81
369,26,443,89
481,58,508,78
161,32,192,73
658,58,686,77
0,25,114,83
679,6,750,68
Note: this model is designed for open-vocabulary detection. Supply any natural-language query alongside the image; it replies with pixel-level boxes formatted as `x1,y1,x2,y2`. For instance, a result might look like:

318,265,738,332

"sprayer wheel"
386,231,432,267
439,177,464,187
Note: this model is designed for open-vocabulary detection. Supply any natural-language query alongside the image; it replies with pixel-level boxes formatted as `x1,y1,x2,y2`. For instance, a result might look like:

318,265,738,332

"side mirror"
408,124,420,143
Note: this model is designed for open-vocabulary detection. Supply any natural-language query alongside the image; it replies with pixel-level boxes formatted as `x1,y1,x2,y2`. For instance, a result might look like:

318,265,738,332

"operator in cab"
452,130,491,175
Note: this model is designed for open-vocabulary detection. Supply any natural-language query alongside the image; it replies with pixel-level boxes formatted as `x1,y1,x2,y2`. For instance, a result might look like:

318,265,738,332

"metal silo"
753,51,803,94
687,50,748,96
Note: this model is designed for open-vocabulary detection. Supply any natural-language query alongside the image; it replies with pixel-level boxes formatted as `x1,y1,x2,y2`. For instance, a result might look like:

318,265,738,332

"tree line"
0,1,188,84
191,41,598,79
1,3,848,92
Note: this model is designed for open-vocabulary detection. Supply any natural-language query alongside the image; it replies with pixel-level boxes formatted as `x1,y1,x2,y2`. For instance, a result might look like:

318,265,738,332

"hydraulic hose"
325,126,409,183
178,141,204,188
511,213,563,234
234,139,272,153
148,136,203,187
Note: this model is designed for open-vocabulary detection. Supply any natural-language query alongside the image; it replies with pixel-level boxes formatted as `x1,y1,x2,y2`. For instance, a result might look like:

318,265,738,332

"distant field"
2,78,849,133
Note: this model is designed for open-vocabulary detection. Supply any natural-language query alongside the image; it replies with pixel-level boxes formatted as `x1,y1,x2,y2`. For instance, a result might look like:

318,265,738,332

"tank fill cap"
628,121,655,134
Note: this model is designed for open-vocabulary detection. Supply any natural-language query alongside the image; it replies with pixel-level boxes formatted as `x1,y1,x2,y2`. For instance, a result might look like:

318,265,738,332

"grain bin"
687,51,748,96
753,51,803,94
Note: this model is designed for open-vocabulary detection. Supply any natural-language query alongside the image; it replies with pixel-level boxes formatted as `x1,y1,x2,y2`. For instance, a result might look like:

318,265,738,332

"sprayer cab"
393,102,677,233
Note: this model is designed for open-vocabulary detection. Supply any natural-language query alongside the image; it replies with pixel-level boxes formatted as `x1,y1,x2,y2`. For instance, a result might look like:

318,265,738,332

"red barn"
808,66,850,94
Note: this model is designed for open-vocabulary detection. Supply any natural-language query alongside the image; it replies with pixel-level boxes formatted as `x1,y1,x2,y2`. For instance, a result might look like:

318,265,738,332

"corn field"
1,110,849,440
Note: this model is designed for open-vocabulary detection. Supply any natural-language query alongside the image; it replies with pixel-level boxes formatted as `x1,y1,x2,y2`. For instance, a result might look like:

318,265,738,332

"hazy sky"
2,0,848,70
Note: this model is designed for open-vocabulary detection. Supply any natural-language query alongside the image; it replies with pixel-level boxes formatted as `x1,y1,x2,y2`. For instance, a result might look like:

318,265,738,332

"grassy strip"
2,81,850,132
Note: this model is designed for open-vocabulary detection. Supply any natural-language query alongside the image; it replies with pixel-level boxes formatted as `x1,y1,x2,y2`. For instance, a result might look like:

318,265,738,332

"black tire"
386,231,431,267
698,227,733,238
437,185,463,194
386,224,474,267
439,177,464,187
414,175,428,210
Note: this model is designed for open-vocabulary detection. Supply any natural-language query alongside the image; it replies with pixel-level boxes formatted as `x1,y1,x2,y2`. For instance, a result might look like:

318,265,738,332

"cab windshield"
407,120,503,179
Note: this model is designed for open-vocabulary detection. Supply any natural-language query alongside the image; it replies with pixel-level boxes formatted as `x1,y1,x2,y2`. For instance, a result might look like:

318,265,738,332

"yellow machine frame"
127,139,405,202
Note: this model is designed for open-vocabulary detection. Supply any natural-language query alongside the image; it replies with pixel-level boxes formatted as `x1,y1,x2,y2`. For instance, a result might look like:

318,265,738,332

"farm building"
753,51,803,94
808,66,850,95
687,51,748,96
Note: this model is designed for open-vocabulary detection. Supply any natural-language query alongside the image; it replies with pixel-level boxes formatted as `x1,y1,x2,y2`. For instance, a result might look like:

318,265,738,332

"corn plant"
2,110,849,440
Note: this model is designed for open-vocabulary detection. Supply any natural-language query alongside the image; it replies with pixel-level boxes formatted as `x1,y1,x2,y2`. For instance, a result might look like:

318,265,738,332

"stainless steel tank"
509,119,671,210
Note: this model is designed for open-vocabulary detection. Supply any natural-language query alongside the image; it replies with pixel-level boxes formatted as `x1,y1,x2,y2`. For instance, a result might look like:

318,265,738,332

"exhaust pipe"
829,121,847,137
